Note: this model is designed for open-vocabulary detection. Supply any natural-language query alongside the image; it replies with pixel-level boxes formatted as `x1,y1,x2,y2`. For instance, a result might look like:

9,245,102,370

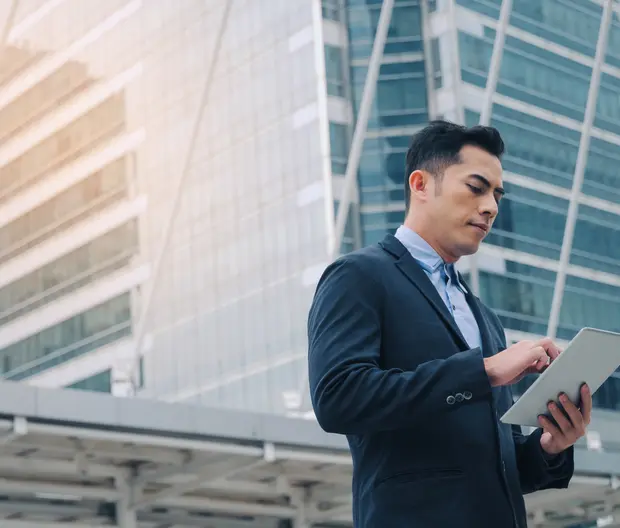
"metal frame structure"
546,0,614,339
297,0,395,413
1,382,620,527
329,0,395,259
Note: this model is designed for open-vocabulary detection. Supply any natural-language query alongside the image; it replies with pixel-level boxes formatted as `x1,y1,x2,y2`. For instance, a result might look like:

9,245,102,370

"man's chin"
456,242,481,258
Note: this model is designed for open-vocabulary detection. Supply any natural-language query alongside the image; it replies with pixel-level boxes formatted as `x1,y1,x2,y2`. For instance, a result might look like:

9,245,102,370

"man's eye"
467,184,483,194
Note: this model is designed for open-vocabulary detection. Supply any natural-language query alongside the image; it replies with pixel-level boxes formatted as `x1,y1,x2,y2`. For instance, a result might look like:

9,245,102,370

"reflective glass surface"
1,1,327,410
67,368,112,393
345,0,428,247
452,1,620,414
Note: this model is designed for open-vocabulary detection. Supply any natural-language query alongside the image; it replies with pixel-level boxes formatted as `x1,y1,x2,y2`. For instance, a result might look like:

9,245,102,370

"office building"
0,0,332,416
323,0,620,411
5,0,620,418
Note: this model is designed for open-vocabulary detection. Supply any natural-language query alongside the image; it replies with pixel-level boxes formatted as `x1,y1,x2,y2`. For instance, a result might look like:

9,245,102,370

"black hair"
404,120,505,211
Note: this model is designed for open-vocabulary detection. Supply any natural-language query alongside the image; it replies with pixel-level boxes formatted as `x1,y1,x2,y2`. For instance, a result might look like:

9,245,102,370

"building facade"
0,0,334,415
324,0,620,412
4,0,620,421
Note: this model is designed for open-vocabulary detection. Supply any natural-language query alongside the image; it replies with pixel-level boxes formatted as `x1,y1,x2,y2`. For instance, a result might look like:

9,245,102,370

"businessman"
307,120,591,527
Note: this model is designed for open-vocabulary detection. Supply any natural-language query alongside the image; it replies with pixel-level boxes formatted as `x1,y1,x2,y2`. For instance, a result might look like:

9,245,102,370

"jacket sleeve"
307,257,493,435
512,425,574,494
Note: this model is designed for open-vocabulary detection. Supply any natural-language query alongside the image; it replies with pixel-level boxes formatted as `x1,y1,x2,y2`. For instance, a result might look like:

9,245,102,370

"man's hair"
404,120,505,211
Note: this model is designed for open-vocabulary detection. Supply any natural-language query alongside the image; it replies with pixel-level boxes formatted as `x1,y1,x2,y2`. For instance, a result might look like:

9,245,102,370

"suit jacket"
307,234,574,528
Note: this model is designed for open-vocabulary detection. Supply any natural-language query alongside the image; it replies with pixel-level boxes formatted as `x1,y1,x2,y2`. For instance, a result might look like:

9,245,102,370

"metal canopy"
0,382,619,527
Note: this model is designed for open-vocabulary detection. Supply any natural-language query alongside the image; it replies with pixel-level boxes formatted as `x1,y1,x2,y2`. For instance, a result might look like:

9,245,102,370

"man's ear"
409,169,430,202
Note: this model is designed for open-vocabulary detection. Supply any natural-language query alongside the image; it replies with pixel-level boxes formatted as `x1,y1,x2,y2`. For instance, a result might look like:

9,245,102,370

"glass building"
326,0,620,412
0,0,333,415
5,0,620,419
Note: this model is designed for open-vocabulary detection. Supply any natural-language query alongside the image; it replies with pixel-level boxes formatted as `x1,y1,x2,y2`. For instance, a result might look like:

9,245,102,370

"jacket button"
463,391,472,400
455,393,464,402
446,395,456,405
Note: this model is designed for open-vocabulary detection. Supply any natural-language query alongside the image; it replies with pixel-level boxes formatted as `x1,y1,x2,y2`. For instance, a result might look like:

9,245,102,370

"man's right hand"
484,338,562,387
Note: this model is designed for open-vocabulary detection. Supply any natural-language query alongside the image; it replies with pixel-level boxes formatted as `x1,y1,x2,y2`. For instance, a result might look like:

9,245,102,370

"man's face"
411,145,504,262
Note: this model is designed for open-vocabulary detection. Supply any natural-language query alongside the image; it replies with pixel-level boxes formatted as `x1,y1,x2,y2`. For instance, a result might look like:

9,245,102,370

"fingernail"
560,393,568,402
548,402,555,410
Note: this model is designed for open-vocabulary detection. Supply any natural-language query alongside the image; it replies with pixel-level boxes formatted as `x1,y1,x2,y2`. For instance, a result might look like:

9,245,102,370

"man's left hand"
538,384,592,456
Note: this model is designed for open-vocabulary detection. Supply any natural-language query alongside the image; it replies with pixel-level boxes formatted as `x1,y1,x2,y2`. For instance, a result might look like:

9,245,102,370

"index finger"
535,337,561,361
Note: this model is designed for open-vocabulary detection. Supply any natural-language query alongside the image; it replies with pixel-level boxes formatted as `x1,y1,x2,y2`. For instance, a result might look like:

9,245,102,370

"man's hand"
538,384,592,455
484,337,561,387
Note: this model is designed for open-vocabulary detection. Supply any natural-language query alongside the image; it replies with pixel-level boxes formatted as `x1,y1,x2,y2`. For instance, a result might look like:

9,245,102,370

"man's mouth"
469,222,489,234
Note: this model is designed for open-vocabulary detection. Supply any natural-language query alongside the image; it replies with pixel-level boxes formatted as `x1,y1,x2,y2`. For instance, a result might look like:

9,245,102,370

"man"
307,121,591,527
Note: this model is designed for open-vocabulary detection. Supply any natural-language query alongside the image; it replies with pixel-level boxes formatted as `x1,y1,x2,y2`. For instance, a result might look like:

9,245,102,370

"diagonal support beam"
329,0,395,258
125,0,234,393
298,0,395,414
546,0,613,339
469,0,512,296
131,457,266,508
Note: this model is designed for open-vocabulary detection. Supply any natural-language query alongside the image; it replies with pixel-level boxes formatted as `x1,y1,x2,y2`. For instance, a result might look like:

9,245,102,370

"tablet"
500,327,620,428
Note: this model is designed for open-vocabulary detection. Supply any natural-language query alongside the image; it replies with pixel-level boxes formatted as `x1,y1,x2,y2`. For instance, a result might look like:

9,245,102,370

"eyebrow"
470,173,505,196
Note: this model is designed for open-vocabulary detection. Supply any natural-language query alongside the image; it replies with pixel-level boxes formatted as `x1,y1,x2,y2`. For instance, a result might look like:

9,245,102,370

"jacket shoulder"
313,244,391,290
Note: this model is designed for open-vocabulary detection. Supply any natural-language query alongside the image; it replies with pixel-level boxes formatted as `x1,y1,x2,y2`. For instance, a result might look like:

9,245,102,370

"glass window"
459,31,592,122
67,369,112,393
479,263,620,342
456,0,620,70
0,61,90,144
329,121,349,174
351,61,428,128
0,293,132,381
0,158,128,264
461,29,620,137
0,222,137,324
489,183,620,275
347,4,423,58
324,45,345,97
0,94,125,202
322,0,341,22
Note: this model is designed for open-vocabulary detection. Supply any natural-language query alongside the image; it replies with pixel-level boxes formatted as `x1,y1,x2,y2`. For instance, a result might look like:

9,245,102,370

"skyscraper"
5,0,620,422
1,0,332,415
318,0,620,412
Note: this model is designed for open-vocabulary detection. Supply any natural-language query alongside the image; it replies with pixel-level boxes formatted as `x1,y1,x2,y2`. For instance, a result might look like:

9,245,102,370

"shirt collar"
394,225,469,293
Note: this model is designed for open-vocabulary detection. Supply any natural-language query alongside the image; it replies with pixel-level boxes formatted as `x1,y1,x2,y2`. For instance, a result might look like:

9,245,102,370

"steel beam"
298,0,394,414
125,0,234,394
330,0,395,258
133,458,265,508
546,0,613,339
469,0,512,296
116,477,137,528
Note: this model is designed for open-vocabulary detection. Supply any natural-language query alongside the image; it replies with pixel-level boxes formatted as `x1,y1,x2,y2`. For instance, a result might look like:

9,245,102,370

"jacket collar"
379,234,493,356
379,234,469,350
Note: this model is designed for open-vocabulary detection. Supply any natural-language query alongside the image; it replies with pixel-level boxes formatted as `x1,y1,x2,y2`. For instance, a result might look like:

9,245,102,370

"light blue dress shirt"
395,225,482,352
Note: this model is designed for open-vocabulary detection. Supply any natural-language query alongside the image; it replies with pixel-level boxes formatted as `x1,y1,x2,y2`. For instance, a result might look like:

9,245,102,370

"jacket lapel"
379,234,470,351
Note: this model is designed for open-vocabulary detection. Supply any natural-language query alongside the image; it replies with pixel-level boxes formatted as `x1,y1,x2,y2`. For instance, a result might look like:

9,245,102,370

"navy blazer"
307,234,574,528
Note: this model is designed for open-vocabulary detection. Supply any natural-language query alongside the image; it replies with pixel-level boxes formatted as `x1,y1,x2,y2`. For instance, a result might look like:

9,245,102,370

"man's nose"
480,195,499,217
